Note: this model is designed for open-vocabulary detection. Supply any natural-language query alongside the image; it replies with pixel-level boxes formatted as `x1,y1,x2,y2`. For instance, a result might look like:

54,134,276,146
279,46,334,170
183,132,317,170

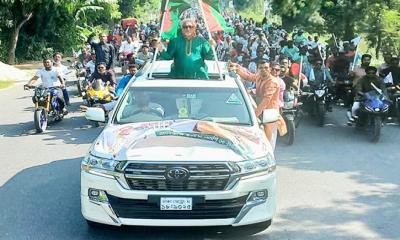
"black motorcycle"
301,83,331,127
387,84,400,125
353,86,391,143
75,62,91,97
281,89,303,145
24,85,65,133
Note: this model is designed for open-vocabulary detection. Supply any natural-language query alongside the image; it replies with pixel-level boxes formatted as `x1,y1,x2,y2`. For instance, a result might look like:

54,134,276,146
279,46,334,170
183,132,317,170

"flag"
384,72,393,84
200,0,234,34
160,0,191,40
351,36,362,46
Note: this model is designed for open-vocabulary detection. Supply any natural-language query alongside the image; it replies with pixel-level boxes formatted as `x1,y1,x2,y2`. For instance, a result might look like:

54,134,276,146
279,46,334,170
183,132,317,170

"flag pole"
297,55,303,95
197,0,224,81
149,0,170,79
332,33,339,50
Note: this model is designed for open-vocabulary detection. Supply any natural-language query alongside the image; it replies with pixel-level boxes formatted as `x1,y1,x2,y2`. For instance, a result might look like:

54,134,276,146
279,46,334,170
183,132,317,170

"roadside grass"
0,80,15,89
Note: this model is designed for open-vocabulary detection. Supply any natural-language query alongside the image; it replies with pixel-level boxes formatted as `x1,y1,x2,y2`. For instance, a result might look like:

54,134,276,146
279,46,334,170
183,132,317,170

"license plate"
160,197,192,211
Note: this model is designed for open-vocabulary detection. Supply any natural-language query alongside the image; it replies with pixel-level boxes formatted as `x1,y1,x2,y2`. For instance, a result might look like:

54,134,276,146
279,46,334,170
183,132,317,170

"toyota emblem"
165,167,190,181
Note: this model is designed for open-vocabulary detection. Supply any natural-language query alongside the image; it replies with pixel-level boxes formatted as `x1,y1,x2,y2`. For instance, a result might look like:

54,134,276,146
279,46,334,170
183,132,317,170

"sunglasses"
183,25,194,29
271,68,281,71
97,66,105,69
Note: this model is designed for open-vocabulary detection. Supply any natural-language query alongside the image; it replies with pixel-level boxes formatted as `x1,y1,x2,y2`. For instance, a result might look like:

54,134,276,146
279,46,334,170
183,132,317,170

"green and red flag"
200,0,234,34
160,0,191,40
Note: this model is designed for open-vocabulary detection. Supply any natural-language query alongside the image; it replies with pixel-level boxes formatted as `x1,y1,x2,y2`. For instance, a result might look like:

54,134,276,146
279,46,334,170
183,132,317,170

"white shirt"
119,41,141,54
86,60,96,74
35,68,61,88
53,64,68,79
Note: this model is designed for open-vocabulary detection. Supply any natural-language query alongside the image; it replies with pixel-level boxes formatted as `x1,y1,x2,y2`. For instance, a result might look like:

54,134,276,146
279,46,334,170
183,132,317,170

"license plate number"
160,197,192,211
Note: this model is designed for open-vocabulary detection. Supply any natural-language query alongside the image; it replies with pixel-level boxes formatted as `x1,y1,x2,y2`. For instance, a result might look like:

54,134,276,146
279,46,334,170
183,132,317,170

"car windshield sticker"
185,93,197,99
190,99,203,115
226,93,242,105
178,108,189,118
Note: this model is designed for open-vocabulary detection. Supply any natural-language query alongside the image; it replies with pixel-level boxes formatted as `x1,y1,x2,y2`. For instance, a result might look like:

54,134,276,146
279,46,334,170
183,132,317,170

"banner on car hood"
94,120,268,160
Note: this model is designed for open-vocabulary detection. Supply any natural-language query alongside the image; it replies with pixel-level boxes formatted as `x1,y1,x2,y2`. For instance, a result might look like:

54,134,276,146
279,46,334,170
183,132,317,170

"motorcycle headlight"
81,154,123,178
236,153,276,176
315,90,326,98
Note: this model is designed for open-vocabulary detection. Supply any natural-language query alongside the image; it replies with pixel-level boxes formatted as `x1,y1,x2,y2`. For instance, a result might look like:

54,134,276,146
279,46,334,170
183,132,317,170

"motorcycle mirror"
262,109,280,124
85,107,106,123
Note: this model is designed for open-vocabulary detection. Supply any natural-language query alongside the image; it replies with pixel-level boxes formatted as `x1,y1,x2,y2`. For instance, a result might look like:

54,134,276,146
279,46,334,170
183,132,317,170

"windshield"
114,87,252,125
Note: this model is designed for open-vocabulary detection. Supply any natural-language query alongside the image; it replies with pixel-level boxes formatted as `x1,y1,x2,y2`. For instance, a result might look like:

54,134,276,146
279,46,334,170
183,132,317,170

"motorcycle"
75,62,90,97
301,83,331,127
281,89,303,145
84,79,115,126
84,79,115,107
24,85,65,133
387,84,400,125
353,84,391,142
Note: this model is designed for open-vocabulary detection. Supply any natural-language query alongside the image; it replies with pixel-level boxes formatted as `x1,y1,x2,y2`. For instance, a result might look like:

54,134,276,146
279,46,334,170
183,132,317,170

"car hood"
92,120,271,162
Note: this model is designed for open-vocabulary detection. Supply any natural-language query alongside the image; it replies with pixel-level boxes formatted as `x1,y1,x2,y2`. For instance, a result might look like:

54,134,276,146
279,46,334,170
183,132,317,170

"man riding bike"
25,58,68,114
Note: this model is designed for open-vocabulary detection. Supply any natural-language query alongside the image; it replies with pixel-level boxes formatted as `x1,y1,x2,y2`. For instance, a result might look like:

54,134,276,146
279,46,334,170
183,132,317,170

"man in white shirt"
52,52,70,105
119,36,140,58
25,58,67,113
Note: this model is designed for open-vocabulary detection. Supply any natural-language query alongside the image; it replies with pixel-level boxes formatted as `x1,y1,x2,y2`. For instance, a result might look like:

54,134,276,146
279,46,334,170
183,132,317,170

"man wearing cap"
157,18,215,79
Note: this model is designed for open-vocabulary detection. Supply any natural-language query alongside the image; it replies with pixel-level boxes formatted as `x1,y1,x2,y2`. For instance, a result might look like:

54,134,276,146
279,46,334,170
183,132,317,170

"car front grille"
124,162,233,191
107,194,247,219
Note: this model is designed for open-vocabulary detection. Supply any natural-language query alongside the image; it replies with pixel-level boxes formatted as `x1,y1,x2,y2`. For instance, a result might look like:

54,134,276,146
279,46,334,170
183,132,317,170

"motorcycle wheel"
77,79,83,97
295,109,303,128
369,116,382,143
282,116,295,146
91,103,104,127
317,104,326,127
34,108,48,133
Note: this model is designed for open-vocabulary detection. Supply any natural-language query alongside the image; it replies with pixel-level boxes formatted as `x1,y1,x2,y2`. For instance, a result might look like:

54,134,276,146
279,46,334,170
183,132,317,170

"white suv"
81,61,278,231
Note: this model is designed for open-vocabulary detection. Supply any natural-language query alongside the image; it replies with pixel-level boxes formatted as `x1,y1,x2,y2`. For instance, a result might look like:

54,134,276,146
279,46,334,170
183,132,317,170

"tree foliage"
0,0,121,63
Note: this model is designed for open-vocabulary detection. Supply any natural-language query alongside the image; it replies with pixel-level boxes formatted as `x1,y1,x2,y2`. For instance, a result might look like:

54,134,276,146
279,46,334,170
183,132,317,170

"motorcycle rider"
347,66,385,124
350,54,372,87
25,58,67,114
119,36,140,60
310,58,334,111
86,52,96,75
52,52,70,105
88,62,116,90
81,64,139,113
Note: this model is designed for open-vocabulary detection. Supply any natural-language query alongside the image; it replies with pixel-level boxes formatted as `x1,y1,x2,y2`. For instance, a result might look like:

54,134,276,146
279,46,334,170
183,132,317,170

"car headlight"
236,153,276,176
81,154,123,178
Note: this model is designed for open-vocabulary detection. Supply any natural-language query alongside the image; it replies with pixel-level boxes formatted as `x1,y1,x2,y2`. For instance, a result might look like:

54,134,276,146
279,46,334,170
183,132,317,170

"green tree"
0,0,39,64
271,0,323,31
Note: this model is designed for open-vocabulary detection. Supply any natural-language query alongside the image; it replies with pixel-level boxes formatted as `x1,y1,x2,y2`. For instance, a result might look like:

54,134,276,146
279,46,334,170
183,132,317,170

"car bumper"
81,170,276,227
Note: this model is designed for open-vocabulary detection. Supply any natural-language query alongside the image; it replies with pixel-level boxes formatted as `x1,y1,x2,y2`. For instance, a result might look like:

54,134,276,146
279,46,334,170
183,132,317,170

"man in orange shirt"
229,61,286,148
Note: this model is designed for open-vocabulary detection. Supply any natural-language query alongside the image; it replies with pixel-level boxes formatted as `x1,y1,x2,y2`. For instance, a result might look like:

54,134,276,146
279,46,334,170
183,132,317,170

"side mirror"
85,107,106,123
262,109,280,124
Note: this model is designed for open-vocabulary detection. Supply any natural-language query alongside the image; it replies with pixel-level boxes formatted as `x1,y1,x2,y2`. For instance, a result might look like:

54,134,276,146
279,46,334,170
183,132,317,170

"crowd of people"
24,10,400,145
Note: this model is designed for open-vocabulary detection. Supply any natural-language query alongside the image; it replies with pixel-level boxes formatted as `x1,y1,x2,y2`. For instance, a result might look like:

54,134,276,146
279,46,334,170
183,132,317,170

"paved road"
1,83,400,240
